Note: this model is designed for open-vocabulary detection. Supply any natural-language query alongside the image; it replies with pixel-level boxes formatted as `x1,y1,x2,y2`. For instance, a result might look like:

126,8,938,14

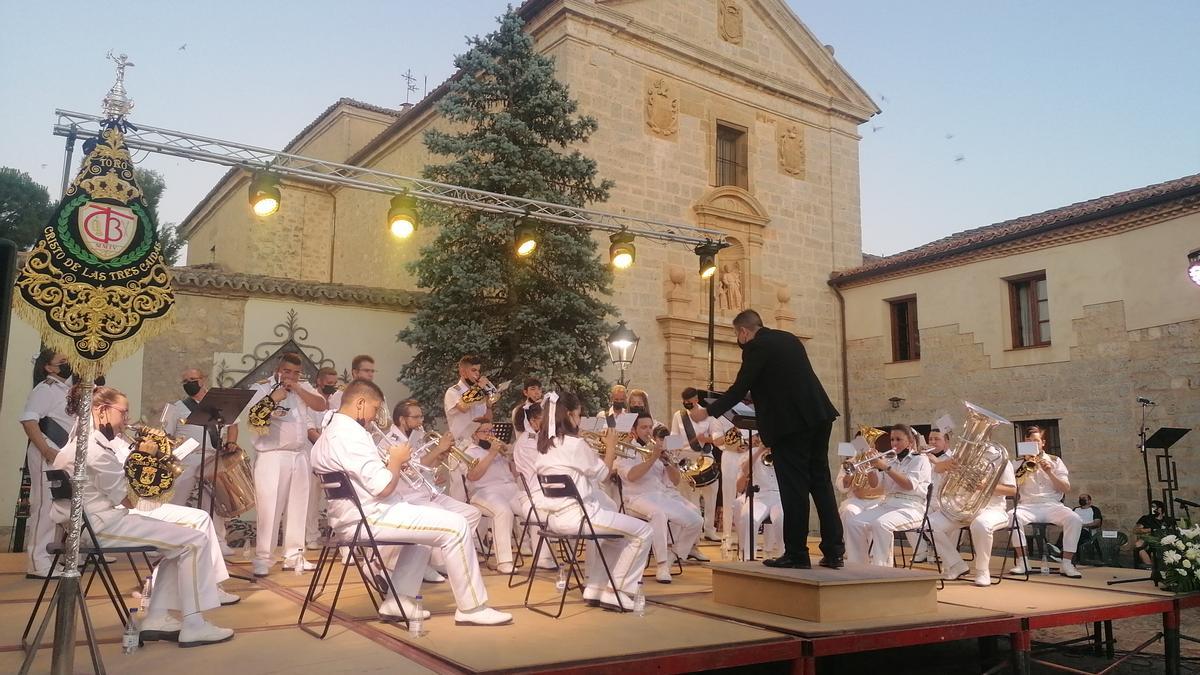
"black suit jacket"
705,327,838,446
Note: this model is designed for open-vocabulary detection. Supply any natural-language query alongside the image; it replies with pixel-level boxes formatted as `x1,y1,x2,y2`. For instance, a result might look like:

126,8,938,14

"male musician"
670,387,734,543
607,384,628,416
464,421,526,574
736,438,783,561
690,310,844,569
163,367,240,555
617,413,704,583
242,352,327,576
1009,426,1083,578
445,355,492,443
844,425,931,567
911,424,951,563
305,366,340,549
17,349,74,579
327,355,379,411
310,380,512,625
928,442,1017,586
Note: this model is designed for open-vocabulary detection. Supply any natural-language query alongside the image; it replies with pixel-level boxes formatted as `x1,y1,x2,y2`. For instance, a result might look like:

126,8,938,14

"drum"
682,455,720,488
207,447,256,518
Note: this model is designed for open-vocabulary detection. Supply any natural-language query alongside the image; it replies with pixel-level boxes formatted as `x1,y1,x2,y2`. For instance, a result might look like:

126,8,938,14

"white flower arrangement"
1154,527,1200,593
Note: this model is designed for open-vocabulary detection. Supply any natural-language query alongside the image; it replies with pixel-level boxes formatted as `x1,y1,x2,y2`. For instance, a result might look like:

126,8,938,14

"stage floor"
2,542,1196,674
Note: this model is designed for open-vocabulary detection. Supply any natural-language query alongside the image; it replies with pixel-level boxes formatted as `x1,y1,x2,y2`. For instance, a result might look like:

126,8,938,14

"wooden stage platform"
1,543,1195,675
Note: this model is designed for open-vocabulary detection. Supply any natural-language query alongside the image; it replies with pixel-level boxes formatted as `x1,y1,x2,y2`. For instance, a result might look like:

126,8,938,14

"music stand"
1147,427,1190,519
698,390,759,560
183,387,255,583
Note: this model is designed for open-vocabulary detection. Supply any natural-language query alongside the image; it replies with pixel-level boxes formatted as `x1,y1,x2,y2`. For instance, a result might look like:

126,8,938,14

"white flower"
1188,549,1200,561
1195,569,1200,579
1165,550,1183,565
1162,534,1179,546
1177,541,1188,551
1182,559,1192,569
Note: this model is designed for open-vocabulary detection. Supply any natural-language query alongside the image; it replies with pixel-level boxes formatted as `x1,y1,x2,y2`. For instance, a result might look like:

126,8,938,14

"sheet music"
1016,441,1040,457
173,437,200,461
851,436,869,454
837,442,857,457
613,412,637,433
664,434,686,451
731,402,756,417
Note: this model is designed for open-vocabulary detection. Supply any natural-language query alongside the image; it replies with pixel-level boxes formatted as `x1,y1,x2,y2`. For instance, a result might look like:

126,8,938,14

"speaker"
0,239,16,408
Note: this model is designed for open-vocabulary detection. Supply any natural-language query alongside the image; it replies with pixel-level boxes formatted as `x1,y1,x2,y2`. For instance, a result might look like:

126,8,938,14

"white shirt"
881,451,932,503
445,380,486,442
322,390,386,430
162,398,226,451
615,446,674,499
532,435,609,515
310,413,395,530
511,429,539,487
241,377,319,452
740,451,779,493
465,442,515,491
1014,454,1069,504
78,431,134,532
20,376,75,448
669,410,732,450
1074,505,1099,527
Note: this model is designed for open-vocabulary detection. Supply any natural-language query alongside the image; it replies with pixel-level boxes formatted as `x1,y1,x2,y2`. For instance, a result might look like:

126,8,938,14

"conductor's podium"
708,561,940,623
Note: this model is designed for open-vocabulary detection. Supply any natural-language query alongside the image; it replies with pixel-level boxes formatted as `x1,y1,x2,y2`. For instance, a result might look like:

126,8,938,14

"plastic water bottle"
1040,549,1050,575
137,576,153,614
720,537,732,561
634,581,646,616
294,549,304,577
556,566,568,591
122,609,140,655
408,595,424,637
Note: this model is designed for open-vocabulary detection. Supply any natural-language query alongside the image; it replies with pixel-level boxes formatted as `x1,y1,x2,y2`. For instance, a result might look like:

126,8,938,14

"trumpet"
1014,449,1045,484
843,449,897,475
369,424,443,496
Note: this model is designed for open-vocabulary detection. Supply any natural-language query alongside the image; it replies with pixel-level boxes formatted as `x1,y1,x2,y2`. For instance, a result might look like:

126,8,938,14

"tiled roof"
832,172,1200,286
172,264,422,309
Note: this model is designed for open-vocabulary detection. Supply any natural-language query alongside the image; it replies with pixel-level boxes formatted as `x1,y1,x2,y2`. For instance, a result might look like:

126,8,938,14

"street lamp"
607,320,640,386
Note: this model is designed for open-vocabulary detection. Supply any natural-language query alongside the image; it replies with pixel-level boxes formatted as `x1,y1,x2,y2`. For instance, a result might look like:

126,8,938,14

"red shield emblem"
78,201,137,260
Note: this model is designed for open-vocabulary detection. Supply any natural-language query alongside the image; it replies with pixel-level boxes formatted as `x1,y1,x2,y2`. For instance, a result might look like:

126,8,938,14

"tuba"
937,401,1012,523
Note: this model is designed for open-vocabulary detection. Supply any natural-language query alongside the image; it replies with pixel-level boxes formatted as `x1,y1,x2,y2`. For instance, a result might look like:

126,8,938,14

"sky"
1,1,1197,257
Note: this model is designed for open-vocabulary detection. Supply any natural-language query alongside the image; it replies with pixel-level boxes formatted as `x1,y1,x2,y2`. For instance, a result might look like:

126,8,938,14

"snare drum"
682,455,720,488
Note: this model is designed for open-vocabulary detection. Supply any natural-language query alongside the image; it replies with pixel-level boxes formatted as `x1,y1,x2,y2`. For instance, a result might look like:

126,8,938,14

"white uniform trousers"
680,473,719,540
405,491,481,569
624,493,703,565
130,501,230,587
253,450,311,565
546,504,651,596
363,501,488,610
845,497,926,567
470,484,524,566
930,507,1010,574
94,513,222,616
1011,502,1083,553
720,449,744,540
838,496,882,539
735,490,784,561
25,445,59,575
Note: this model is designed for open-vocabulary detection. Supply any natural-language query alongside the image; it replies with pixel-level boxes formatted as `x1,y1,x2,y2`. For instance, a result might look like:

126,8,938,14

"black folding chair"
23,470,158,648
524,474,629,618
893,485,944,588
298,471,415,639
509,474,558,588
460,474,496,565
615,476,683,576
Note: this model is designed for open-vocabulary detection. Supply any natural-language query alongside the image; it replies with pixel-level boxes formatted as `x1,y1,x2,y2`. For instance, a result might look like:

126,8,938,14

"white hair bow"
544,391,560,438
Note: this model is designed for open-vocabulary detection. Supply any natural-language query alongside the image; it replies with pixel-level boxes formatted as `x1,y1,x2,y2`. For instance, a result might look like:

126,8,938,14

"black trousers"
769,420,843,559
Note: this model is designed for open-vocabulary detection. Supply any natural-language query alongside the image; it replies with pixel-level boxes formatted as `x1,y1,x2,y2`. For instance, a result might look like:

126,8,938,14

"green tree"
398,8,616,418
134,168,185,265
0,168,53,249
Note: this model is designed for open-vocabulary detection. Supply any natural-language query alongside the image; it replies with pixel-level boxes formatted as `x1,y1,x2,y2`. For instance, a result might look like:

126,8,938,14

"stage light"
609,232,636,269
388,193,418,239
1189,249,1200,287
515,219,538,257
248,172,281,217
695,242,720,279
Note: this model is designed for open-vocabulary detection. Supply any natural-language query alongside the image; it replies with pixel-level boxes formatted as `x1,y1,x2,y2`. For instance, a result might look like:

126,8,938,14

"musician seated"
533,392,652,610
844,425,932,567
465,421,542,573
1008,426,1083,578
835,432,885,537
928,446,1017,586
62,385,235,646
509,400,558,569
910,427,951,562
616,413,704,583
735,440,783,561
311,380,512,625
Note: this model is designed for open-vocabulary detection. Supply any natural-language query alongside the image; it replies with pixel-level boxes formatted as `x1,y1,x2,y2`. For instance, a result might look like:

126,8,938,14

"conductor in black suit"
690,309,843,569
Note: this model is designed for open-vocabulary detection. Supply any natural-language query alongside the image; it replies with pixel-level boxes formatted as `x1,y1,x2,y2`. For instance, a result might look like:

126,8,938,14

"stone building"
830,174,1200,532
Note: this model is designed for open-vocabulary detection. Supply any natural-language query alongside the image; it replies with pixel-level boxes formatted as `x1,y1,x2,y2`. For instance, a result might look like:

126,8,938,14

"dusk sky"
2,1,1197,256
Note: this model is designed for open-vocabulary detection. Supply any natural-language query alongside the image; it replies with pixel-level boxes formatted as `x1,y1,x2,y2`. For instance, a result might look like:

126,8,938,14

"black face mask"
479,439,492,451
629,405,646,415
321,384,338,396
612,402,625,412
683,402,695,410
93,375,106,387
183,381,202,397
1079,499,1088,507
99,422,116,441
57,363,73,380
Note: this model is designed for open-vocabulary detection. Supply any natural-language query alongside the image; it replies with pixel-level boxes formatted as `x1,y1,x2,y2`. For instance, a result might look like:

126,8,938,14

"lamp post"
607,320,640,386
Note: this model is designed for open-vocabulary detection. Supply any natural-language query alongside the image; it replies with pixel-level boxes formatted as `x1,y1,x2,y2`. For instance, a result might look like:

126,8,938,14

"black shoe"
818,556,845,569
763,555,811,569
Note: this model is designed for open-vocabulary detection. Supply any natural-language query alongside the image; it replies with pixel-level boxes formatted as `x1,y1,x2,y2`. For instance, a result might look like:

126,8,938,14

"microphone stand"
1108,400,1156,587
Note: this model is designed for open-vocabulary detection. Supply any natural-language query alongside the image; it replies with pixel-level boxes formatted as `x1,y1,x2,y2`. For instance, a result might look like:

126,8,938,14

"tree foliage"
0,168,53,249
134,168,185,265
398,8,617,418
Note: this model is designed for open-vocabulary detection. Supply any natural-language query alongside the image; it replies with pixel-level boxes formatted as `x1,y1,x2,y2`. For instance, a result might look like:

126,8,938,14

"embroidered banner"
14,124,175,372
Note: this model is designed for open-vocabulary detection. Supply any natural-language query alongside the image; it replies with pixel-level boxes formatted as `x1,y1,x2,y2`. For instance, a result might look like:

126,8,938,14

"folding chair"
615,476,683,576
524,474,628,618
460,474,495,565
509,474,558,588
23,470,158,647
298,471,415,639
892,485,945,588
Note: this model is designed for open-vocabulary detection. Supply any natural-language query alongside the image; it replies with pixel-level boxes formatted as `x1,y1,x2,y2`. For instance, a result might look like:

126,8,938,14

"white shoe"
535,559,558,571
942,561,970,581
178,620,234,647
283,558,316,572
1008,563,1027,576
598,589,634,612
583,585,603,606
496,561,515,574
911,552,928,563
1060,560,1082,579
454,606,514,626
219,541,236,557
973,571,992,587
423,567,446,583
217,589,241,606
378,595,430,621
687,547,710,562
656,563,673,584
140,614,181,642
305,541,324,551
251,560,270,577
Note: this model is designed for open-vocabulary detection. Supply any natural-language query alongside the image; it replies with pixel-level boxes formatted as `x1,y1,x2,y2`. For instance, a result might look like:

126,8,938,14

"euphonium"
937,401,1012,523
848,425,887,489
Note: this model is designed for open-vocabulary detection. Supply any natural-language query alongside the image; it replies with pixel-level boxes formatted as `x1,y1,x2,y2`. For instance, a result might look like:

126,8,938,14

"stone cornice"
171,265,423,310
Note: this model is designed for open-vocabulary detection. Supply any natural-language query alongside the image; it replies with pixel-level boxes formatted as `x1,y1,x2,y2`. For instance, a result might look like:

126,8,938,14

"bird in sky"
945,133,955,140
954,154,966,163
871,124,884,133
178,43,187,51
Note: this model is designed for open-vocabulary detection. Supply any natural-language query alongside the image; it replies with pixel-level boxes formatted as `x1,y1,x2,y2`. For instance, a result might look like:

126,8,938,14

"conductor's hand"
688,406,709,423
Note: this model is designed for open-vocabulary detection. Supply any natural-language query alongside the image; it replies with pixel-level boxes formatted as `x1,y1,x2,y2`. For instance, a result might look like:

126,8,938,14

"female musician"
1008,426,1083,578
627,389,656,424
509,401,557,569
533,392,652,610
844,424,932,567
64,385,235,646
735,438,783,561
617,413,703,583
18,349,74,579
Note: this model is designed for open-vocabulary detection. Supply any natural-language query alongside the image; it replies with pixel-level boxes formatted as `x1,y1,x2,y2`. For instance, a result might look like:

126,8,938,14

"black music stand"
1147,427,1190,519
183,387,255,583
